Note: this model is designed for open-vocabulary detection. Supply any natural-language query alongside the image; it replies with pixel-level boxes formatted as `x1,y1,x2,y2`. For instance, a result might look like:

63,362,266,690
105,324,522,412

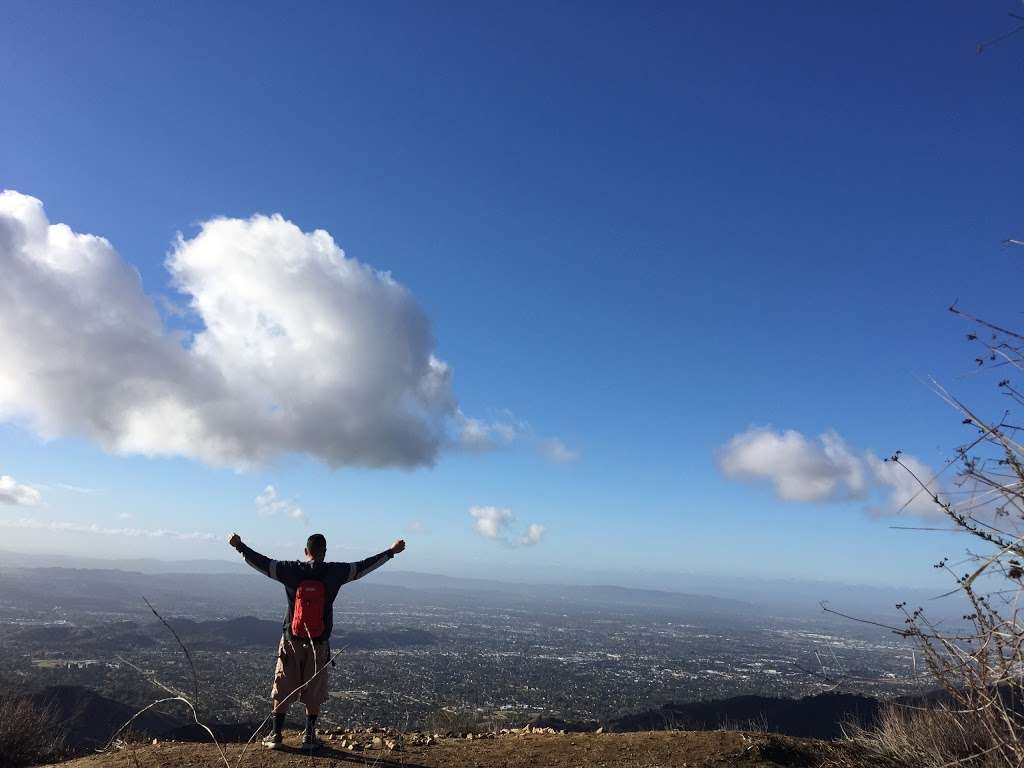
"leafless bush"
827,279,1024,765
0,695,66,767
423,706,487,735
828,702,1007,768
717,712,770,735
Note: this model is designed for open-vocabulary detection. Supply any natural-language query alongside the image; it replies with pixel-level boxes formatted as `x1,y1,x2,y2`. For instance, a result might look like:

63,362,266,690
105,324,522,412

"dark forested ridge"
13,683,916,754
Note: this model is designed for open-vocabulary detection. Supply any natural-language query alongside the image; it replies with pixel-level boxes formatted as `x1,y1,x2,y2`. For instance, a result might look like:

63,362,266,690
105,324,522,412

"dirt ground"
47,730,828,768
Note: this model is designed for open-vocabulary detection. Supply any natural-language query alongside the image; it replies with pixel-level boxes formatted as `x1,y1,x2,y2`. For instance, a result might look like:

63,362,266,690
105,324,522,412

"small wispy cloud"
155,294,190,319
255,485,308,525
717,426,942,517
0,475,42,507
55,483,102,494
538,437,579,465
469,506,546,547
519,522,545,546
405,520,429,534
455,409,580,467
456,411,522,453
0,517,216,541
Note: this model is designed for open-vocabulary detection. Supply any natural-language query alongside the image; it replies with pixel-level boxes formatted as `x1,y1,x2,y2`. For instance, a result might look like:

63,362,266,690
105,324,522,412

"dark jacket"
238,543,393,640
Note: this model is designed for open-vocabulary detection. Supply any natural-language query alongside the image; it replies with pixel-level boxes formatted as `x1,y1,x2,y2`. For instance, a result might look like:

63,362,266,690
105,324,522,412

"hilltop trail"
49,730,827,768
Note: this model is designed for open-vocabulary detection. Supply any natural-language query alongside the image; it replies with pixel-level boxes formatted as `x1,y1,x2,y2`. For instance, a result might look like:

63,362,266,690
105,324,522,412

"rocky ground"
46,726,832,768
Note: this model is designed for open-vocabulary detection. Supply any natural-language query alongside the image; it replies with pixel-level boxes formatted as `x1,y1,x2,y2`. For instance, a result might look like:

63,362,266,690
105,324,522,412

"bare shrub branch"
0,695,66,767
829,301,1024,766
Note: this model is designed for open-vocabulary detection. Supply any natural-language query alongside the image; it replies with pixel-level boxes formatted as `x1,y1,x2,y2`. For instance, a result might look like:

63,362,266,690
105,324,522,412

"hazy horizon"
0,545,970,621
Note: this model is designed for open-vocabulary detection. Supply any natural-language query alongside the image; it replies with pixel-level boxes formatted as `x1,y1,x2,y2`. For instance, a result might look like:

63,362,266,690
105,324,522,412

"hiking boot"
300,732,323,751
262,731,283,750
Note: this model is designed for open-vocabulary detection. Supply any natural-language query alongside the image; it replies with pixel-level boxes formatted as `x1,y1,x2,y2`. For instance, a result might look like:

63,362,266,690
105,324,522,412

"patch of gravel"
47,729,828,768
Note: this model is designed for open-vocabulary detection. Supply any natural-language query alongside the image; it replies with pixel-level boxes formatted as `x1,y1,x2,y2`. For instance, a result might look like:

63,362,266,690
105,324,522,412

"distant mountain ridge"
0,561,756,621
26,685,182,750
0,548,968,623
606,692,882,738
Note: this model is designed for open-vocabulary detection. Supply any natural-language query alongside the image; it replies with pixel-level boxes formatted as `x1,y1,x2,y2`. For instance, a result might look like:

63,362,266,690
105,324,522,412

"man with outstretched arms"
228,531,405,751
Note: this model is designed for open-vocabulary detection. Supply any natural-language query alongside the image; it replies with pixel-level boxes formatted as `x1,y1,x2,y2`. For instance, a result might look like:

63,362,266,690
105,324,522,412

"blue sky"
0,1,1021,589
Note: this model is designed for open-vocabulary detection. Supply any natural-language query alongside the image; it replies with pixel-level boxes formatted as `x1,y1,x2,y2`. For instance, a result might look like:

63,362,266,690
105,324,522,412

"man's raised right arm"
229,532,279,580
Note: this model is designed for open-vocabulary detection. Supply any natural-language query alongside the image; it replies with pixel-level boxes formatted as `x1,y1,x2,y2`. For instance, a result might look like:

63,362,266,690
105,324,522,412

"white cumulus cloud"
469,505,545,547
0,475,42,506
0,190,464,470
717,426,942,517
718,428,867,503
470,505,513,538
255,485,307,525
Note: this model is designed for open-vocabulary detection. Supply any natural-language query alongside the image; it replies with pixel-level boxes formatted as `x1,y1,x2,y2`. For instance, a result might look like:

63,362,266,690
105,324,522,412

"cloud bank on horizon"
718,427,941,517
0,190,560,471
0,516,216,541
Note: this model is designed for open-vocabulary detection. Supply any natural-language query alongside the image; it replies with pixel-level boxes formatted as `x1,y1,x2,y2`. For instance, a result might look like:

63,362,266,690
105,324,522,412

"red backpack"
291,579,326,639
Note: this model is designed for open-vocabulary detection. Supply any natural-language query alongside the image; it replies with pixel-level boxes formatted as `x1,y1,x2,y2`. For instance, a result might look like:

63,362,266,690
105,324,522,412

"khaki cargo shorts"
270,635,331,708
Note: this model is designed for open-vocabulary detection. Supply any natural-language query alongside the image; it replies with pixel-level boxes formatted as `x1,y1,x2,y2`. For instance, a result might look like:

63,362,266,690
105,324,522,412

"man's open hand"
390,539,406,556
228,533,243,552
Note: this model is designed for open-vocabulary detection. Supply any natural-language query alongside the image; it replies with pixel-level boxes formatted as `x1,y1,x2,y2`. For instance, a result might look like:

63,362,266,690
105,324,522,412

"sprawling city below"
0,554,938,735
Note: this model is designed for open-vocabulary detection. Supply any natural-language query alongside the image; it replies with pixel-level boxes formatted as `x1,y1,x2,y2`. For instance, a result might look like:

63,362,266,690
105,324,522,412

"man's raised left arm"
345,539,405,584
